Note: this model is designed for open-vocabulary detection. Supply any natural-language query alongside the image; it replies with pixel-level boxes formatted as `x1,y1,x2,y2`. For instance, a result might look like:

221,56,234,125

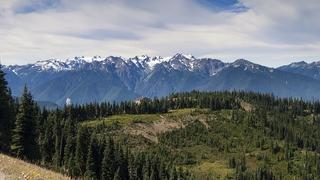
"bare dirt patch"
124,115,185,143
124,112,212,142
0,171,5,180
240,101,253,112
198,118,210,128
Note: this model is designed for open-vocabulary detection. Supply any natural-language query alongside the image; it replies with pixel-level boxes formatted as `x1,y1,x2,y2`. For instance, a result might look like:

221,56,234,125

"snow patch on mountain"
129,55,172,70
288,61,308,68
33,59,68,71
231,59,267,72
11,69,18,75
4,54,277,77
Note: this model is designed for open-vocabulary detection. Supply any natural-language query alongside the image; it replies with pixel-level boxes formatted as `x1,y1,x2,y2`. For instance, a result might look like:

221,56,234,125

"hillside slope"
81,103,319,179
2,91,320,179
0,154,69,180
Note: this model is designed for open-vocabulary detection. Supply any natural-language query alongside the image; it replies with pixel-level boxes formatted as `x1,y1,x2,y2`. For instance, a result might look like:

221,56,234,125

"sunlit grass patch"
81,108,202,127
192,161,234,179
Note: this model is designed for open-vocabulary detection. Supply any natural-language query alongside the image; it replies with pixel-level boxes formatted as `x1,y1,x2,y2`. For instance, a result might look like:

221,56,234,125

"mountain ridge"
3,54,320,105
278,60,320,80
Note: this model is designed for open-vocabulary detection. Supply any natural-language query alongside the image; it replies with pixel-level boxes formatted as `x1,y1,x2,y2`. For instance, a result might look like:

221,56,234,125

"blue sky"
0,0,319,67
197,0,247,12
14,0,59,14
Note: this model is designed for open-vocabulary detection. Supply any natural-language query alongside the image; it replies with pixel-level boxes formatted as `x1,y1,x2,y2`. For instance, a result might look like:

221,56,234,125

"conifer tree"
53,111,63,169
128,153,138,180
74,126,89,177
169,167,177,180
0,65,15,152
67,152,76,178
11,86,38,160
159,161,167,180
40,120,54,164
63,111,76,169
84,134,98,180
101,146,113,180
143,156,151,180
101,137,116,180
113,168,121,180
115,147,129,180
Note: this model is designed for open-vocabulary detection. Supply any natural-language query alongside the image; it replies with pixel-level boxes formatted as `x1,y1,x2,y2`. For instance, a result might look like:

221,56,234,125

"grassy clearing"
192,161,234,179
82,114,161,127
82,108,201,127
0,154,69,180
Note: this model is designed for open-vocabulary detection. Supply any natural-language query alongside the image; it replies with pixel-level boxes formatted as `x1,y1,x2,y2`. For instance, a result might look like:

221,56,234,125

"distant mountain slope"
32,70,138,105
278,61,320,80
36,101,59,109
203,60,320,99
3,54,320,105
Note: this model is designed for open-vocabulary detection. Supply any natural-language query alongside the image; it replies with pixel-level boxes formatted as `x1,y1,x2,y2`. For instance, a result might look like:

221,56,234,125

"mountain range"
3,53,320,106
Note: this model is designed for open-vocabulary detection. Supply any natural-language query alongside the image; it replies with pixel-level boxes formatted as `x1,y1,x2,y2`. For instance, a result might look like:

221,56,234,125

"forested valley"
2,66,320,179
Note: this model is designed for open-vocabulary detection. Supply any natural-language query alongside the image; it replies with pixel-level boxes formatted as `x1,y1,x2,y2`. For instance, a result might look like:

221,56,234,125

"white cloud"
0,0,319,67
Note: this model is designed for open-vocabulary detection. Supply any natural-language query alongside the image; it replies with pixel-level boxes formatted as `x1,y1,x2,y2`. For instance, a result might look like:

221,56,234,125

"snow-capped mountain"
6,53,224,73
3,54,320,105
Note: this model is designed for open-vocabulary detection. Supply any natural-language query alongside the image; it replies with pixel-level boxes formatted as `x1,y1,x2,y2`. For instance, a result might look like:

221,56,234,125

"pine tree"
150,164,160,180
11,86,38,160
53,124,62,169
40,120,54,165
143,156,151,180
84,134,98,180
63,111,76,169
0,65,15,152
101,144,113,180
67,152,76,178
159,161,167,180
128,153,138,180
169,167,177,180
113,168,121,180
133,153,145,180
101,137,116,180
74,126,89,177
116,147,129,180
122,149,130,180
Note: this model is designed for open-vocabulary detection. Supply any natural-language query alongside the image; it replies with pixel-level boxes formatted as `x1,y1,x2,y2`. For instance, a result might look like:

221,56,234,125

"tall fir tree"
63,109,76,169
84,133,99,180
74,126,89,177
11,86,38,160
101,146,113,180
40,120,54,165
53,111,63,169
101,137,116,180
67,152,76,178
0,65,15,152
113,168,121,180
116,147,129,180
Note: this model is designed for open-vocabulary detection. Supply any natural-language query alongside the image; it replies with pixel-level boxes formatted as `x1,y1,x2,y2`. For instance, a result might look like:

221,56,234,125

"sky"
0,0,319,67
